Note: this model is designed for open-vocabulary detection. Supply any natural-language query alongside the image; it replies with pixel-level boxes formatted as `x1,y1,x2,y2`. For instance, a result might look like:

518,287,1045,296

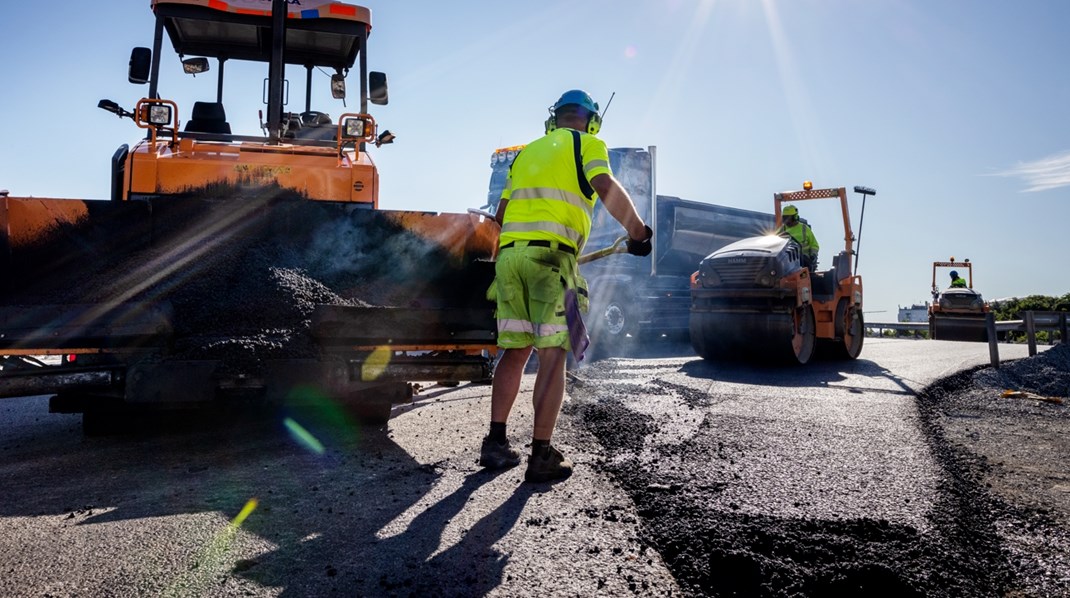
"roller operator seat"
184,101,232,134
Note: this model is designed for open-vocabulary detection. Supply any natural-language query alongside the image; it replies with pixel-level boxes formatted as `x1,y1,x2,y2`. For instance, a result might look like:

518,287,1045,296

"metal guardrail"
867,311,1067,368
867,320,1050,334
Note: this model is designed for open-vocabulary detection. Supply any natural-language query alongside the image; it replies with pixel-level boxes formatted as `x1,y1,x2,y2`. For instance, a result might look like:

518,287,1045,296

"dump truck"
928,258,990,341
0,0,499,432
484,145,774,356
689,183,875,364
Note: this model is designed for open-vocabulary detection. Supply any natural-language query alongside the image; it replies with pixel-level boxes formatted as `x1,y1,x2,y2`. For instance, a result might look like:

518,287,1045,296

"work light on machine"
147,104,172,126
342,116,372,139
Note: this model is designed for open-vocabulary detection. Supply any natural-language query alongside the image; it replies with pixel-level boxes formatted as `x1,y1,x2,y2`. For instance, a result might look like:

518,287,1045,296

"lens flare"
231,498,258,528
361,345,393,381
284,417,325,454
167,497,259,595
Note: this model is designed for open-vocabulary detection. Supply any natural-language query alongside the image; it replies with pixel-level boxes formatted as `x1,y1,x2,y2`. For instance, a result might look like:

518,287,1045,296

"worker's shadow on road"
362,471,538,595
237,465,535,596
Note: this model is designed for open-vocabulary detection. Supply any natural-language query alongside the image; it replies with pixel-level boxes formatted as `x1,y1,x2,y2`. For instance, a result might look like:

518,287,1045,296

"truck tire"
588,283,637,359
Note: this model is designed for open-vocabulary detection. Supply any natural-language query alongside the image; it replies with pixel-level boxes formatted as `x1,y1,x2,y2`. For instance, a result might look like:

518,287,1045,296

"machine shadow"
679,356,912,394
0,396,521,596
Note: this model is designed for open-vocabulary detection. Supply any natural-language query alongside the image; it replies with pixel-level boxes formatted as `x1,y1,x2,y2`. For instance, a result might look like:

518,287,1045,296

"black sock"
531,438,550,457
489,421,507,443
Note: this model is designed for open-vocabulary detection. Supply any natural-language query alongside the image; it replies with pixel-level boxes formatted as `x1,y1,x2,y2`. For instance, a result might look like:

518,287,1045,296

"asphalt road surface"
0,338,1062,597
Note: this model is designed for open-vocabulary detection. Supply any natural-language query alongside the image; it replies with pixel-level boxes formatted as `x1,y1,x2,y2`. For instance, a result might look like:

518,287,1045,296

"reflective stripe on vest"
583,159,609,178
509,186,595,215
498,129,608,252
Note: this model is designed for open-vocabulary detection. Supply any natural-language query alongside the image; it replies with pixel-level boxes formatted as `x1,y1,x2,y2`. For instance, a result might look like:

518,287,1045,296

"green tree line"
989,293,1069,343
989,294,1070,320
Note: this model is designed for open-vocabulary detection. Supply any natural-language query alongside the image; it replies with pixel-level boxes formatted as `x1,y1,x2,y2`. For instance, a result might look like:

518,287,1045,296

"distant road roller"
928,258,990,342
689,183,875,364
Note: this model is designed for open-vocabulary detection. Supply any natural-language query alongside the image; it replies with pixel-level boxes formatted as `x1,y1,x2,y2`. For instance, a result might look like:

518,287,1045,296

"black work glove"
626,225,654,257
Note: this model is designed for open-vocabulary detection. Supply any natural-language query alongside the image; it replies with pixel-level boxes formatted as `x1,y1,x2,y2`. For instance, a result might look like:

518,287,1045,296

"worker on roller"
949,271,968,288
481,89,652,483
777,204,819,270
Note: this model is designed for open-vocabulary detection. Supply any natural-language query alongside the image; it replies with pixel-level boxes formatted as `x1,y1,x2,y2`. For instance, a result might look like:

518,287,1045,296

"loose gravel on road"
565,342,1070,597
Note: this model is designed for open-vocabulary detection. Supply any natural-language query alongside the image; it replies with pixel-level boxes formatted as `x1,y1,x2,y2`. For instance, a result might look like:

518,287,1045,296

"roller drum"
690,311,797,361
930,314,989,342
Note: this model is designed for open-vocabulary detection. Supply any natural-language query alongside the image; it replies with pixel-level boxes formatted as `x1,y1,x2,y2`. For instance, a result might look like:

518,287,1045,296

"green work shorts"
487,244,588,350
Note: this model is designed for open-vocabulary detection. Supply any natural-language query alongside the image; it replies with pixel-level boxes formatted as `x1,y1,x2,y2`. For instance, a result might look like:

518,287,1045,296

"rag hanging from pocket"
564,287,590,362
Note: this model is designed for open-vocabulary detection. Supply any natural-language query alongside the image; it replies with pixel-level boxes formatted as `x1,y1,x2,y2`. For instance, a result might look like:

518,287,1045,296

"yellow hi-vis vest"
499,128,611,253
776,221,819,258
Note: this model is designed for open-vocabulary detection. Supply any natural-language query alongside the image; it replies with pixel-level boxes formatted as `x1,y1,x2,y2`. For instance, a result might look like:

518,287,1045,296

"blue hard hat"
552,89,599,114
950,270,959,278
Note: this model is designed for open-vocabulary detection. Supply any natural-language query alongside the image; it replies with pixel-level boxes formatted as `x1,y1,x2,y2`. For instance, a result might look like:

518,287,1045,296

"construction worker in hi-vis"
778,204,820,270
949,271,968,288
481,89,652,483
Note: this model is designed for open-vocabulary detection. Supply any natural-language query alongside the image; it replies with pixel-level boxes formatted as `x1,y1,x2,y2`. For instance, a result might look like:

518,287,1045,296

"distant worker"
777,204,820,270
482,89,652,483
949,271,968,288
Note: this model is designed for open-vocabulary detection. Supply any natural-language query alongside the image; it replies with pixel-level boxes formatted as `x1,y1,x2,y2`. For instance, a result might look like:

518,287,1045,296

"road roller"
928,258,990,341
689,183,874,364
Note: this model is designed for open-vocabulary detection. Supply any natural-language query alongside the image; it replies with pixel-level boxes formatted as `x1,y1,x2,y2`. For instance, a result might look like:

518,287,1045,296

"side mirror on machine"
331,73,346,99
98,99,133,119
376,130,395,147
128,47,152,84
182,57,210,75
369,71,389,105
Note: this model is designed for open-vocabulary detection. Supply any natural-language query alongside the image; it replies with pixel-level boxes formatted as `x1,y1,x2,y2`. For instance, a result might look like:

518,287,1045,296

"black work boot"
524,444,573,483
479,436,521,469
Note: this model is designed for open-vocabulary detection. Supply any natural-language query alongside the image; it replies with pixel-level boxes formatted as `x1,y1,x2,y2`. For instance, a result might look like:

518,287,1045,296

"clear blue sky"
1,1,1067,320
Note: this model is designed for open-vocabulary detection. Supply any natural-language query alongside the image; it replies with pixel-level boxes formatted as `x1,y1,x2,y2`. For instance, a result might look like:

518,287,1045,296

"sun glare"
760,0,829,176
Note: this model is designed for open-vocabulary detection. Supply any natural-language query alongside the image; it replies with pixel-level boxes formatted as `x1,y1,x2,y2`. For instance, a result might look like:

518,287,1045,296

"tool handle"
578,235,629,264
466,208,497,220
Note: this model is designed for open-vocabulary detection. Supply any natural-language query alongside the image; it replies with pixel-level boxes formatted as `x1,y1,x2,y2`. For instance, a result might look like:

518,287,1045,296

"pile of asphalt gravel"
920,343,1070,597
565,344,1070,597
970,342,1070,399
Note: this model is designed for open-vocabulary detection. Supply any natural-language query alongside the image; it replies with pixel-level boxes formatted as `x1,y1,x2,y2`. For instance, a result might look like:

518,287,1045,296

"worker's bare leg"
531,347,567,440
524,346,573,482
491,347,532,423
